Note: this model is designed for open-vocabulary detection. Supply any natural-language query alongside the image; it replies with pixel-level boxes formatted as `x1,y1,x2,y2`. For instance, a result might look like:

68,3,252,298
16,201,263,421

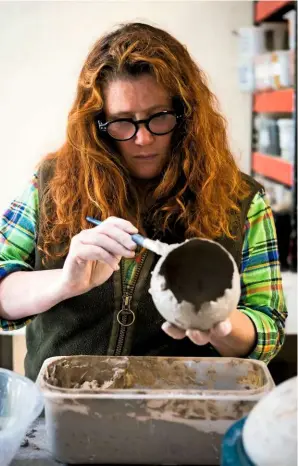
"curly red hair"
40,22,250,260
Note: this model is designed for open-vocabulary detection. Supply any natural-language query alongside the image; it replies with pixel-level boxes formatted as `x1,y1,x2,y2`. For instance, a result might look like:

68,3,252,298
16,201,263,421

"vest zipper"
114,251,148,356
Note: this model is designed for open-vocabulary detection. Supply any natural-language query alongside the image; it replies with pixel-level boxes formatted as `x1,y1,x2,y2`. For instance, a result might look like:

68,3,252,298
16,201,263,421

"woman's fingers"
185,320,232,344
162,318,232,345
186,329,210,346
80,229,135,258
103,216,139,234
210,319,232,338
161,322,186,339
70,243,120,270
98,224,137,251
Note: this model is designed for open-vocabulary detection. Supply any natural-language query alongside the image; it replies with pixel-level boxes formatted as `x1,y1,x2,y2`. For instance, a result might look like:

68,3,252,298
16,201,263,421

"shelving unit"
255,0,295,22
251,0,297,271
253,88,294,112
252,152,293,186
252,2,297,385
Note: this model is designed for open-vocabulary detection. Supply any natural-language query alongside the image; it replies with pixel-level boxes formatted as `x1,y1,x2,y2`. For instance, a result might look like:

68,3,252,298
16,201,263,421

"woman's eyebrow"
108,104,171,119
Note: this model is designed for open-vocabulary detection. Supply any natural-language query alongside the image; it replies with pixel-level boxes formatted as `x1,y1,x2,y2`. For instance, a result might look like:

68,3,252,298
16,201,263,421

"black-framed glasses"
97,110,183,141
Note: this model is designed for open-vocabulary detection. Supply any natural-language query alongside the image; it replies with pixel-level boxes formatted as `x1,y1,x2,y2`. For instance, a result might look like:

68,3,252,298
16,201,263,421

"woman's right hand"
59,217,138,298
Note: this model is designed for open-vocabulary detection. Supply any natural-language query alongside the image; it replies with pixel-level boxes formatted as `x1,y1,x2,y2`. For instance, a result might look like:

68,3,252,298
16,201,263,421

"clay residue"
118,358,199,389
237,369,263,390
72,370,127,390
43,356,268,393
45,357,128,390
44,356,199,391
144,398,253,421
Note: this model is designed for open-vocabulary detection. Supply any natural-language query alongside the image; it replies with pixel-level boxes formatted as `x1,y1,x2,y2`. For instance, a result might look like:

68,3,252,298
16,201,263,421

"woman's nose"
134,125,154,146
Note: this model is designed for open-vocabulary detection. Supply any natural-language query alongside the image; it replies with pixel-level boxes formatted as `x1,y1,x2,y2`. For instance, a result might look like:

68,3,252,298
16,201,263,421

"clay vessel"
149,238,240,331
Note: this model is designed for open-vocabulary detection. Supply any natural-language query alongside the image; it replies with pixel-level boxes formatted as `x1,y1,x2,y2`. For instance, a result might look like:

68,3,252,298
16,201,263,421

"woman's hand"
59,216,138,298
162,309,257,357
162,319,232,345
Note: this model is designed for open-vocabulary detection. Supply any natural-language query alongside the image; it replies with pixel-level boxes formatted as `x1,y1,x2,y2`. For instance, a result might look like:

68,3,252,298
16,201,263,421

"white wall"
0,1,253,212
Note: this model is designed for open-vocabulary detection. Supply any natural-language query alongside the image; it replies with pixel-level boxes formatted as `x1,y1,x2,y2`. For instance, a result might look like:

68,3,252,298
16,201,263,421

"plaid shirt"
0,173,287,363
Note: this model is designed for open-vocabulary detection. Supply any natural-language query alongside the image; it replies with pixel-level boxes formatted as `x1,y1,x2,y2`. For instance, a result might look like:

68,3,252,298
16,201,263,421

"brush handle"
86,216,146,247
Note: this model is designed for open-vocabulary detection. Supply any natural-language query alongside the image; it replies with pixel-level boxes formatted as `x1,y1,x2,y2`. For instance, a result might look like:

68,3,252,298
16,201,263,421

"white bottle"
243,376,297,466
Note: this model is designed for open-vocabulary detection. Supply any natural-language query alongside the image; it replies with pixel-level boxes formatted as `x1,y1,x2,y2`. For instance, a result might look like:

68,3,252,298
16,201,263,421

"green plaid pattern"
0,174,287,363
239,192,287,362
0,175,38,329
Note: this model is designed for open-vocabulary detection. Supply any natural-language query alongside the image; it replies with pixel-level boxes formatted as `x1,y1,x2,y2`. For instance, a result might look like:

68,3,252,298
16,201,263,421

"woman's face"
103,74,173,179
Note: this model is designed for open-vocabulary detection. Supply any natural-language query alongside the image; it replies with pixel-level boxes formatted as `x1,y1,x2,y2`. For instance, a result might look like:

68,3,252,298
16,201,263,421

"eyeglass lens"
107,113,177,140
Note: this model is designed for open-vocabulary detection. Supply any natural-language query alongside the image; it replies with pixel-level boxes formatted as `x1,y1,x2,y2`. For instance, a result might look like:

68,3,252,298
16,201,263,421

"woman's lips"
134,154,158,160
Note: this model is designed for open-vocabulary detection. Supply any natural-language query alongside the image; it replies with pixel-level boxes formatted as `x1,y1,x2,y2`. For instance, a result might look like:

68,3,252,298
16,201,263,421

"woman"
0,23,287,380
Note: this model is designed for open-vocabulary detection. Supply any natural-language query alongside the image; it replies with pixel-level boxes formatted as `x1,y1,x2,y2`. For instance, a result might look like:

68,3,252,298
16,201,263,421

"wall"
0,1,253,213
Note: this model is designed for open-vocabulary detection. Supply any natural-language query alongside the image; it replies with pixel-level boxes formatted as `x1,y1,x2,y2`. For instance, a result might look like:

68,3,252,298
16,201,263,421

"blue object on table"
86,216,146,247
221,417,255,466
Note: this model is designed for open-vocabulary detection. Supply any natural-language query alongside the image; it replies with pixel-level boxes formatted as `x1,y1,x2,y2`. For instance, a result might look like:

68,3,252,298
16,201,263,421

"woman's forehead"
103,75,172,117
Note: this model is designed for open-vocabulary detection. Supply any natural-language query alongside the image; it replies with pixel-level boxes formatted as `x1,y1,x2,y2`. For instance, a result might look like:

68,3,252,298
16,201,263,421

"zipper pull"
117,294,135,327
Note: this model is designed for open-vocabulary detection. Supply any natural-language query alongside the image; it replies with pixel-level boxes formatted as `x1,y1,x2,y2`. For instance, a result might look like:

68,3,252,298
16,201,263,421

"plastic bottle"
221,377,297,465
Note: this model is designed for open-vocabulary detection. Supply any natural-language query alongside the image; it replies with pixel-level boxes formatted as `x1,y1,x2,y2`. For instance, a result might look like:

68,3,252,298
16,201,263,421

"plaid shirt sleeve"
238,190,287,364
0,174,39,330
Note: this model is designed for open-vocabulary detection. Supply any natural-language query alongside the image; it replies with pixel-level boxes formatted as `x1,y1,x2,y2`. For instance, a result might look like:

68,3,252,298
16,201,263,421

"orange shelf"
252,152,293,186
254,89,294,113
255,1,293,22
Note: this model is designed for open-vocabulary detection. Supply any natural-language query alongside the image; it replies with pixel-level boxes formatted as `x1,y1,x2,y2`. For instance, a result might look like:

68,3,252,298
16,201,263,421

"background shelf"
253,88,294,113
255,0,294,22
252,152,293,186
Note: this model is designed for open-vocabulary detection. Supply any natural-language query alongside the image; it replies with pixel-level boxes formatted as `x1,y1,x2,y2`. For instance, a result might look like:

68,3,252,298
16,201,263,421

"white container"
0,369,44,466
255,53,272,90
37,355,275,465
243,377,297,466
270,50,292,89
277,119,295,162
284,10,297,50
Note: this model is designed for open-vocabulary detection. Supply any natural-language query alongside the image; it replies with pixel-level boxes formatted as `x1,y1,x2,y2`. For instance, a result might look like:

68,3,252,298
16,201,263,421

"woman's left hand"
161,309,257,357
161,318,232,346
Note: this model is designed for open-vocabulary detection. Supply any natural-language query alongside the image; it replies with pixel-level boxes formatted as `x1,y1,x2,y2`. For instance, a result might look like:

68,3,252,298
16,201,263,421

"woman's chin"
130,167,163,180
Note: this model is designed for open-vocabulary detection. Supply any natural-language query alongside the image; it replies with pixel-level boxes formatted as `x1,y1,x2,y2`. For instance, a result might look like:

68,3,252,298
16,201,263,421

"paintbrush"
86,217,169,256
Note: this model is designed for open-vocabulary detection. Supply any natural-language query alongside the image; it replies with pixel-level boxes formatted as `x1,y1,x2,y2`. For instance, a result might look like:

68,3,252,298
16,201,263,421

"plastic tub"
37,356,274,465
0,368,44,466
